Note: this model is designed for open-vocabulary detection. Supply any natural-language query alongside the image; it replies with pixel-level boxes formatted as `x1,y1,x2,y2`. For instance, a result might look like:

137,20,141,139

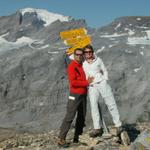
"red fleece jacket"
67,60,89,94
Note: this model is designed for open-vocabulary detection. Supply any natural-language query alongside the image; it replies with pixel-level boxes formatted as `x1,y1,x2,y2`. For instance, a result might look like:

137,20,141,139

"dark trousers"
59,93,87,139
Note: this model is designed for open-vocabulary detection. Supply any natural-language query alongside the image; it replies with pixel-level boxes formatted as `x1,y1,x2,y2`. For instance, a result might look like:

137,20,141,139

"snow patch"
127,30,150,45
136,26,149,29
37,44,49,49
50,58,54,61
34,40,44,45
96,46,105,53
25,24,31,27
109,44,116,48
125,28,135,35
16,36,35,44
48,51,59,54
137,18,141,21
0,32,9,37
19,28,24,31
125,49,133,54
145,30,150,38
140,51,144,56
101,33,127,38
57,47,68,50
0,36,35,51
128,30,135,36
39,102,44,106
134,66,142,72
114,23,121,30
127,37,150,45
20,8,70,27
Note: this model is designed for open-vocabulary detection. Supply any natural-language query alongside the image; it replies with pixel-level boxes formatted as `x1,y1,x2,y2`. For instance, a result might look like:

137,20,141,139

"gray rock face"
130,129,150,150
0,9,150,132
0,8,87,131
92,16,150,125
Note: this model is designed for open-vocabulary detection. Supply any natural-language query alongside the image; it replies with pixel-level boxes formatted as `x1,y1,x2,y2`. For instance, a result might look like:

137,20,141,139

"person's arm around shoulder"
83,61,90,80
67,64,93,87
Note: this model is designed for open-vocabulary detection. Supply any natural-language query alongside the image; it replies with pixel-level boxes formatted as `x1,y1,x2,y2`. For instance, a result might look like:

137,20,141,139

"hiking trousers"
59,93,87,139
88,80,122,129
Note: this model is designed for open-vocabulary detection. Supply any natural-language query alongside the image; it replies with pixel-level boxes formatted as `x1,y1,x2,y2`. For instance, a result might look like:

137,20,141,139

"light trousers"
88,80,122,129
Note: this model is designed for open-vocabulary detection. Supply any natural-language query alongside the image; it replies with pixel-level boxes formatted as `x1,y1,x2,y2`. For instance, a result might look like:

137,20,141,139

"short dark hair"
74,48,83,54
83,44,94,52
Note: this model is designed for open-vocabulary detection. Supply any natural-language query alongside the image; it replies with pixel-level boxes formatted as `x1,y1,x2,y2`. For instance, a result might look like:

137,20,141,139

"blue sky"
0,0,150,28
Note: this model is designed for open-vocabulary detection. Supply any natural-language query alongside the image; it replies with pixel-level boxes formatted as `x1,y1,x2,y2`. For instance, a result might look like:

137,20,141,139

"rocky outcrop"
0,123,149,150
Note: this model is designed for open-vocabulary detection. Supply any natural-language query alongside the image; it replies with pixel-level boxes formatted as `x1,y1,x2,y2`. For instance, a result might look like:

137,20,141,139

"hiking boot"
73,135,79,143
120,131,130,145
116,126,123,135
114,126,130,145
57,138,69,148
110,126,123,136
73,137,79,143
89,128,103,138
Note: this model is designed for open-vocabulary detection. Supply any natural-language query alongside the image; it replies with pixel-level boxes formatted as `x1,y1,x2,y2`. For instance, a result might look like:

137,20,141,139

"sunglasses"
84,51,93,54
75,53,83,56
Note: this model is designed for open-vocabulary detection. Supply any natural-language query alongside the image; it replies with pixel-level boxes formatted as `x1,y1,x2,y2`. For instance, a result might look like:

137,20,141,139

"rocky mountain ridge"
0,8,149,133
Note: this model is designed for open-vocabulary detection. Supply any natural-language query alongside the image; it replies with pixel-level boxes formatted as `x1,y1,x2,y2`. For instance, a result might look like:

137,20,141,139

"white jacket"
83,55,108,85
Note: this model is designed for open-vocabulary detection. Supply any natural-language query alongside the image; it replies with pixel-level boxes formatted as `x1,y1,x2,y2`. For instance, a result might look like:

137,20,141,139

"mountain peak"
112,16,150,27
20,8,72,26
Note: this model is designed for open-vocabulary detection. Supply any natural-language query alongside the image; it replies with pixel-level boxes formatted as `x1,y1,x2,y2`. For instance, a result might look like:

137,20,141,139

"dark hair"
83,44,94,52
74,48,83,54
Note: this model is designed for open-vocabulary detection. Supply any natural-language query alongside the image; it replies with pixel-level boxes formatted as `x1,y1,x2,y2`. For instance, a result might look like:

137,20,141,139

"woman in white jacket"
83,45,122,138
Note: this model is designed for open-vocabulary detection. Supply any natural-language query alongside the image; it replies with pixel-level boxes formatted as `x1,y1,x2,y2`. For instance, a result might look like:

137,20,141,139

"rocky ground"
0,123,150,150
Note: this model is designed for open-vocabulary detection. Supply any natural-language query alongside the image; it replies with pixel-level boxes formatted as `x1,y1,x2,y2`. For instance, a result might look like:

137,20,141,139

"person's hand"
100,69,103,75
87,76,94,84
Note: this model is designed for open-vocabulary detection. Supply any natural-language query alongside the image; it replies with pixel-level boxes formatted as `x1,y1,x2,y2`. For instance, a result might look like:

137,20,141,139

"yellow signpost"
64,35,91,46
60,28,91,54
60,28,87,39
